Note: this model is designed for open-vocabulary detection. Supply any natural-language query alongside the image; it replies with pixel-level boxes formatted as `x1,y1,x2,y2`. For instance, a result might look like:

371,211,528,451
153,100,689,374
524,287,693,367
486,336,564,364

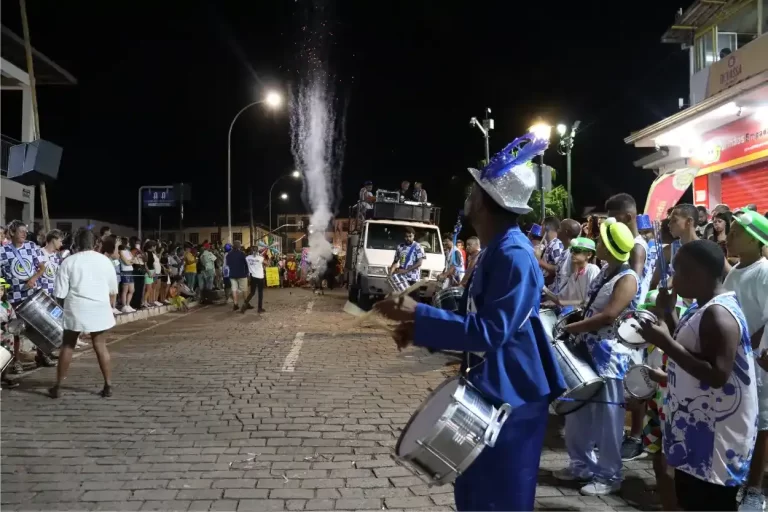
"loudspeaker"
7,139,63,185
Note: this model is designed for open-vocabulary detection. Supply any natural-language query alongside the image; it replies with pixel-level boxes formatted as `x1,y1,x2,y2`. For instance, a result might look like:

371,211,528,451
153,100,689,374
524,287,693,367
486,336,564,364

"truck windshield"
365,224,441,254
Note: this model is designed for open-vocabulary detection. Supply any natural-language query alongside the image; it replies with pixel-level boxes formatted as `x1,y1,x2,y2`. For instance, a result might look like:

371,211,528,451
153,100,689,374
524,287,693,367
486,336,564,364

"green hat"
570,237,596,252
599,217,635,262
734,208,768,246
639,289,688,315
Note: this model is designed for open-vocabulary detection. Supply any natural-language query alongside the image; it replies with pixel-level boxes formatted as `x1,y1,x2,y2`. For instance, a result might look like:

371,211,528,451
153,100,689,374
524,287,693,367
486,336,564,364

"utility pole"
470,108,494,164
557,120,580,219
249,185,255,248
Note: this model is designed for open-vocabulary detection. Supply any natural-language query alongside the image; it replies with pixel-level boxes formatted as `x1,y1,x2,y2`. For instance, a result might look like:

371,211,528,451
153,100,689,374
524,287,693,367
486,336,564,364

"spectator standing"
245,246,266,312
101,236,122,314
226,241,249,312
38,229,63,297
200,243,216,291
0,221,54,371
118,241,136,313
695,206,709,239
130,237,146,310
100,226,111,240
50,228,117,399
412,181,428,202
183,245,197,291
708,211,732,257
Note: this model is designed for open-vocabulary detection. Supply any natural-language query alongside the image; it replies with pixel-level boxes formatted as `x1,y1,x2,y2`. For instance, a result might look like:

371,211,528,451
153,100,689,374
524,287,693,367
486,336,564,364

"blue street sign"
143,187,175,207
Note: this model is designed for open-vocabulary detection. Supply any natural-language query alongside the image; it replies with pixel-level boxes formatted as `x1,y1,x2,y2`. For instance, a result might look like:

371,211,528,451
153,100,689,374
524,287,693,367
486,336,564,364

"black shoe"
48,385,60,398
100,385,112,398
258,308,266,313
239,305,247,314
245,303,254,310
620,436,644,461
233,304,239,312
36,354,56,368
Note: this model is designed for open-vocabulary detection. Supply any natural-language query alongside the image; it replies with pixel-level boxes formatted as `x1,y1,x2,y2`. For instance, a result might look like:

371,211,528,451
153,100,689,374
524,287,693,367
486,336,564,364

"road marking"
281,332,305,372
11,306,208,380
305,301,315,314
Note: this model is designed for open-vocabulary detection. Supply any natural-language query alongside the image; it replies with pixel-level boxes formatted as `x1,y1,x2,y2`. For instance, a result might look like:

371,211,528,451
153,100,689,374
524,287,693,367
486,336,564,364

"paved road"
1,288,657,511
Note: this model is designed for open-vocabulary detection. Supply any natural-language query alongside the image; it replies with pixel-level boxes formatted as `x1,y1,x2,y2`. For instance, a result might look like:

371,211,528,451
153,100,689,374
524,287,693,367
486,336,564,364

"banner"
691,114,768,176
644,168,698,221
265,267,280,287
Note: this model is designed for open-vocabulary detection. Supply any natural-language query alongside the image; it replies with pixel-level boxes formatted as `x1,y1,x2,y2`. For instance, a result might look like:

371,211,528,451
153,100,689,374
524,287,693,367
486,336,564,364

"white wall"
34,218,137,238
1,177,35,227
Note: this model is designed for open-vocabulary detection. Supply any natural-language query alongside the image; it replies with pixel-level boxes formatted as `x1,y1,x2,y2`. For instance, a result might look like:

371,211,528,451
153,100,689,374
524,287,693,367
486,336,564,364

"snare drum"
0,342,13,373
539,309,558,341
624,364,657,400
387,273,410,294
396,376,512,486
552,309,584,341
551,340,604,415
432,287,464,313
615,309,658,350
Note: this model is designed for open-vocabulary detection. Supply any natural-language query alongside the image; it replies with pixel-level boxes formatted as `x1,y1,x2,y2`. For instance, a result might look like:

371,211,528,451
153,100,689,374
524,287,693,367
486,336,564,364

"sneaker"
112,308,122,315
233,304,239,312
621,436,644,461
553,467,592,482
121,306,135,314
9,360,24,374
740,488,766,511
580,480,621,496
35,354,56,368
154,301,163,307
245,303,254,310
258,308,266,313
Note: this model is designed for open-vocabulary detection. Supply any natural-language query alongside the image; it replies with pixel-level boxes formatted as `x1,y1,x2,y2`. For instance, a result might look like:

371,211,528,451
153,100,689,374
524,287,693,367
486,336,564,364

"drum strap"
403,243,418,268
583,264,628,314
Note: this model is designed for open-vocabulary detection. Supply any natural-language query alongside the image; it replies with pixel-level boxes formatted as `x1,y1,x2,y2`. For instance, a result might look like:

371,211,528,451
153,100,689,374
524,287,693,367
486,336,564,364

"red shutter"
721,163,768,213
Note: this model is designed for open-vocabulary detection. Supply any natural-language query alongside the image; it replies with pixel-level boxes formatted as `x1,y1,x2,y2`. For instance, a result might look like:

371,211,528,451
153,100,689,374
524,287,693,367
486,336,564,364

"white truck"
346,216,445,310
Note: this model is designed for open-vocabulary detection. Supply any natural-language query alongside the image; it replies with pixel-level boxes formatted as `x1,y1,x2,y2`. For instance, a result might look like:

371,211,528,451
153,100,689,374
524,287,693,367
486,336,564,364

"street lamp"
227,89,283,243
469,108,494,164
556,121,580,218
528,122,552,222
269,171,302,234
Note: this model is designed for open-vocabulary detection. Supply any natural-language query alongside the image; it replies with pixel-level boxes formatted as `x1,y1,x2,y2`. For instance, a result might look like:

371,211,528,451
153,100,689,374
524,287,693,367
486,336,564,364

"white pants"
564,377,625,484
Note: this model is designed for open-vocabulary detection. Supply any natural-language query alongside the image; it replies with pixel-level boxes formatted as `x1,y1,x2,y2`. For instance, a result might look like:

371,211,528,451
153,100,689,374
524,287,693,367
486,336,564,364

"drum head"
553,309,583,341
553,378,604,415
616,311,655,349
624,364,657,399
396,377,460,457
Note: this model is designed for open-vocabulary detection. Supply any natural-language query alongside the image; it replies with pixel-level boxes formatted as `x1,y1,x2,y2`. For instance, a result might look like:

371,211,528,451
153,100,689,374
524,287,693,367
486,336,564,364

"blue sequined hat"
636,214,652,231
528,224,543,237
467,132,549,214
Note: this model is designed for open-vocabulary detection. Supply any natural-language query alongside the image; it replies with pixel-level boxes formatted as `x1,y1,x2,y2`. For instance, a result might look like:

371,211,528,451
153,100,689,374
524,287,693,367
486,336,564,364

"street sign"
143,187,174,207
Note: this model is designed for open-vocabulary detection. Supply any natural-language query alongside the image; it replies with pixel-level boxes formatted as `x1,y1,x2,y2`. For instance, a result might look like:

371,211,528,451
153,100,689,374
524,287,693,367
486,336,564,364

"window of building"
716,0,760,58
56,222,72,233
189,233,199,244
695,29,715,71
210,232,221,244
233,232,243,243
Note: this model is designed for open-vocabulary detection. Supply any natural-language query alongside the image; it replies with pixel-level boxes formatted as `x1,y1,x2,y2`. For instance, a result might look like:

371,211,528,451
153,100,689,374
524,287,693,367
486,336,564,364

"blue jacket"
414,226,566,409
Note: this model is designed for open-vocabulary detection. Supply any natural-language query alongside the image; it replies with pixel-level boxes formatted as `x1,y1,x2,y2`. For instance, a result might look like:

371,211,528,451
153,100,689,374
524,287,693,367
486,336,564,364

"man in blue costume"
375,133,566,511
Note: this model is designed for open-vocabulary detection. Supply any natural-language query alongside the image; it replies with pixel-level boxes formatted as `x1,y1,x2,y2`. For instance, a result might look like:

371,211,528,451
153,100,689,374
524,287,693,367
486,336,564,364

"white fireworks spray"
290,71,344,275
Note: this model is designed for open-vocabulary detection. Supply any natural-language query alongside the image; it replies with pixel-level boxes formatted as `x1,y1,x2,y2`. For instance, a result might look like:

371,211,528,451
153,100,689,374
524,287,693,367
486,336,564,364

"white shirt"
54,251,118,333
246,254,265,279
664,292,757,486
558,263,600,304
724,258,768,348
634,235,653,303
359,187,373,210
119,249,134,272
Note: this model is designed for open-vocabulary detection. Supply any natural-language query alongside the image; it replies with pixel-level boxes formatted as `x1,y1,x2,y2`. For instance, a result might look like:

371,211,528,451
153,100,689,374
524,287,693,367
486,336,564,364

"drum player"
375,132,566,511
555,217,639,496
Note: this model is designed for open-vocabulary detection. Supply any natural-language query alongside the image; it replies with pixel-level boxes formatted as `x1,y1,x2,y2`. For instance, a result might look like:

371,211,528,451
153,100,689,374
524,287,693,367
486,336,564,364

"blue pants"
564,377,625,484
454,400,549,511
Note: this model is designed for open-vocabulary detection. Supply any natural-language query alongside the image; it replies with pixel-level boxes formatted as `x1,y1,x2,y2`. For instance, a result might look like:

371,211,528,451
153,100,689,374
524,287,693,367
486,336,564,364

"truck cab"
346,200,444,310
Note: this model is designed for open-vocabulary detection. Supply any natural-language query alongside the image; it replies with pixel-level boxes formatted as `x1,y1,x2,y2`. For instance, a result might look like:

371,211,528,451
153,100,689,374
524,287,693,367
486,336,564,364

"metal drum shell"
551,340,605,415
14,289,64,354
553,308,584,342
539,308,558,342
0,343,13,373
395,377,500,486
431,287,464,313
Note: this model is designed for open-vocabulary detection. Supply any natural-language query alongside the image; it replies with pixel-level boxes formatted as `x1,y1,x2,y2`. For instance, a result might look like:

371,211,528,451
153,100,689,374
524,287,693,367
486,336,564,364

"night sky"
1,0,691,233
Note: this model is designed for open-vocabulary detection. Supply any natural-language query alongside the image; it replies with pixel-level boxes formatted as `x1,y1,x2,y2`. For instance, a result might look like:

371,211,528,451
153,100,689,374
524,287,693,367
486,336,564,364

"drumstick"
349,279,428,327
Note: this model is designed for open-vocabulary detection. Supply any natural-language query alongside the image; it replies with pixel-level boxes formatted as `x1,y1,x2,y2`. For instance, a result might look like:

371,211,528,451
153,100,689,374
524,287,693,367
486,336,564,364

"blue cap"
637,214,652,231
224,243,232,252
364,180,373,186
528,224,543,237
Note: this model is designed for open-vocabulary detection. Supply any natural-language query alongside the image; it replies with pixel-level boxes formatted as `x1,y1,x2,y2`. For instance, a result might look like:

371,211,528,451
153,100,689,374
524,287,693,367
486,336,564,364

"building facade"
625,0,768,213
276,213,349,253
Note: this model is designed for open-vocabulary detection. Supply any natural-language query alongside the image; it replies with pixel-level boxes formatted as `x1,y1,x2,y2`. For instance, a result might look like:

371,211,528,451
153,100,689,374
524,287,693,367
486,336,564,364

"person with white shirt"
638,240,757,511
723,209,768,511
50,228,118,399
245,246,266,313
544,237,600,309
118,242,136,313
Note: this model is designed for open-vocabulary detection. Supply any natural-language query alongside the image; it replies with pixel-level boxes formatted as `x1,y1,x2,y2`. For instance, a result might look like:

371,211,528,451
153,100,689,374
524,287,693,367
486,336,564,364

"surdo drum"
396,376,512,485
550,340,605,415
13,289,64,354
432,287,464,313
387,273,410,294
552,308,584,342
539,308,558,341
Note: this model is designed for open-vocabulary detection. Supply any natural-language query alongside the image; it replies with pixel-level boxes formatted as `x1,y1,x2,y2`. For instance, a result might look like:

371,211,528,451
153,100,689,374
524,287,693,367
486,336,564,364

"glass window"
210,232,220,243
695,30,715,71
716,0,759,57
189,233,199,244
365,223,441,254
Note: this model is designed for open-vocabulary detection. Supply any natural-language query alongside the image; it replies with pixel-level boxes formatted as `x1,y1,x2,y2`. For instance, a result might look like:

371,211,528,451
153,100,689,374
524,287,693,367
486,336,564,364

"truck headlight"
368,266,388,277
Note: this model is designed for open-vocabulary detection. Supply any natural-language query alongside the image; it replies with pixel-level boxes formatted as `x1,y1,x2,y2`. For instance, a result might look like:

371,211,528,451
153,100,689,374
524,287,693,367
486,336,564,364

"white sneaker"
112,308,122,315
580,480,621,496
553,467,591,482
121,306,135,313
154,301,163,306
740,488,767,511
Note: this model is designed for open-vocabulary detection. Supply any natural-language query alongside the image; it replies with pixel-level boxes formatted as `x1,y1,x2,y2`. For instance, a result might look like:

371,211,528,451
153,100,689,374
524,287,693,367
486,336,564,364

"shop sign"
707,35,768,98
644,168,698,221
692,114,768,175
22,188,31,198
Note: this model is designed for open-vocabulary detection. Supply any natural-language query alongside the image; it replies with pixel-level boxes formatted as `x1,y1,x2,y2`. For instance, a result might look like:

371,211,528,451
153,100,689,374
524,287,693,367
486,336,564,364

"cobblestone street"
2,289,658,511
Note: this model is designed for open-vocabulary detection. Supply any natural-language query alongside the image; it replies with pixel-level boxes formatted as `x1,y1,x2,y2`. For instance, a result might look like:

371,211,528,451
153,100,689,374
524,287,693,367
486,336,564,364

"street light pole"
557,120,580,219
268,171,301,234
529,122,552,222
470,108,493,164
